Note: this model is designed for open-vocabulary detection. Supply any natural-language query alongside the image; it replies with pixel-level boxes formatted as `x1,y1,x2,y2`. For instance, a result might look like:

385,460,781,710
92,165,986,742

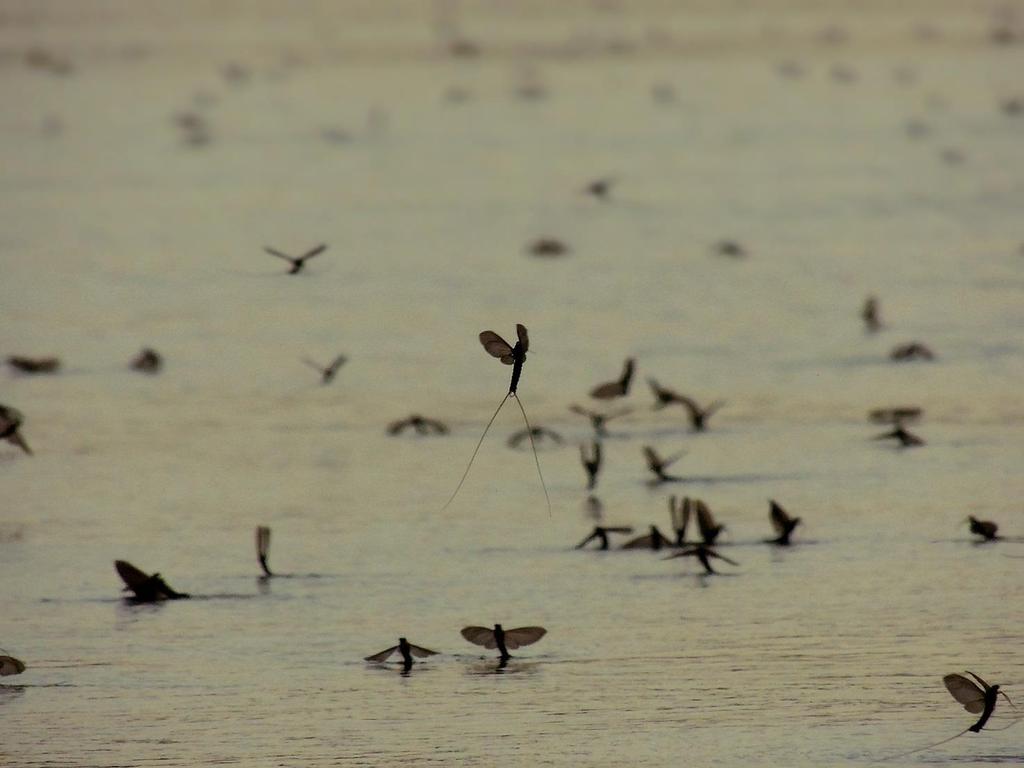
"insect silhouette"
303,354,347,384
647,380,725,432
868,406,922,425
114,560,190,602
580,441,602,490
643,446,685,483
621,524,673,551
669,495,691,546
365,638,439,672
583,177,616,201
890,341,935,361
461,624,546,662
664,544,738,575
575,525,633,550
0,651,26,676
0,404,32,455
873,424,925,448
966,515,999,541
6,356,60,374
767,500,801,545
388,414,449,436
590,358,635,399
695,500,726,544
861,295,883,332
130,348,162,374
569,404,631,437
507,426,563,449
441,324,550,514
712,240,747,258
526,238,569,257
884,672,1017,760
256,526,273,577
264,243,327,274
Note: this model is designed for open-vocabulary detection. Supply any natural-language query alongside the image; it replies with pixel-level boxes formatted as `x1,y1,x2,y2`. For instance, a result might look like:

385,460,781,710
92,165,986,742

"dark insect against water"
873,424,925,447
695,500,726,544
7,356,60,374
575,525,632,550
646,381,725,432
966,515,998,541
569,404,631,437
861,295,883,333
0,651,26,676
767,500,801,545
461,624,546,662
388,414,449,436
130,347,163,374
303,354,347,384
580,441,602,490
264,243,327,274
664,544,738,575
507,426,563,449
441,324,550,514
890,341,935,361
256,526,273,577
669,495,691,546
621,524,673,551
365,638,439,672
643,445,684,483
0,404,32,455
590,358,635,399
115,560,190,602
883,672,1018,760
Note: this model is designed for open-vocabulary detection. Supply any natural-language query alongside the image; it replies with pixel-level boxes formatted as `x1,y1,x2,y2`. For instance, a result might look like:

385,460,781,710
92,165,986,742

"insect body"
442,324,550,513
461,624,546,662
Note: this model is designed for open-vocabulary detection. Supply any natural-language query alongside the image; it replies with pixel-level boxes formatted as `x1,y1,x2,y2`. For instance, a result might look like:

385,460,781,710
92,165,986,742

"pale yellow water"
2,1,1023,766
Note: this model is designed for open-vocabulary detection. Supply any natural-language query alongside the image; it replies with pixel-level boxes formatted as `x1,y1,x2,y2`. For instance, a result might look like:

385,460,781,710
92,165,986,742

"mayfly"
441,324,550,514
256,526,273,578
0,650,26,676
302,354,347,384
461,624,546,662
264,243,327,275
365,637,439,672
114,560,190,602
884,672,1018,760
0,404,32,455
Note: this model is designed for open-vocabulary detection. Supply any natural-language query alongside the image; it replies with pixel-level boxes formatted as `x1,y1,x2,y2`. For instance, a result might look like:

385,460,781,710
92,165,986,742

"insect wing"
590,381,624,399
943,674,986,714
461,626,498,649
516,324,529,352
0,655,26,676
503,627,546,650
769,501,789,535
696,502,717,540
115,560,152,591
642,446,660,471
302,243,328,260
479,331,515,364
407,643,439,659
256,526,271,560
364,645,399,663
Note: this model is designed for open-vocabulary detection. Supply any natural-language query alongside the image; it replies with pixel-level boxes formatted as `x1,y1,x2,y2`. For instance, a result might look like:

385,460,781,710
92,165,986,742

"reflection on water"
2,0,1024,765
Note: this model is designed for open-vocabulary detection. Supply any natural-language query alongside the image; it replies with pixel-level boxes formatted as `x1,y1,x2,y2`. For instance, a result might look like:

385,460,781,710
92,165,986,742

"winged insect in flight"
303,354,347,384
264,243,327,274
569,404,631,437
590,358,635,400
884,672,1017,760
441,324,550,514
